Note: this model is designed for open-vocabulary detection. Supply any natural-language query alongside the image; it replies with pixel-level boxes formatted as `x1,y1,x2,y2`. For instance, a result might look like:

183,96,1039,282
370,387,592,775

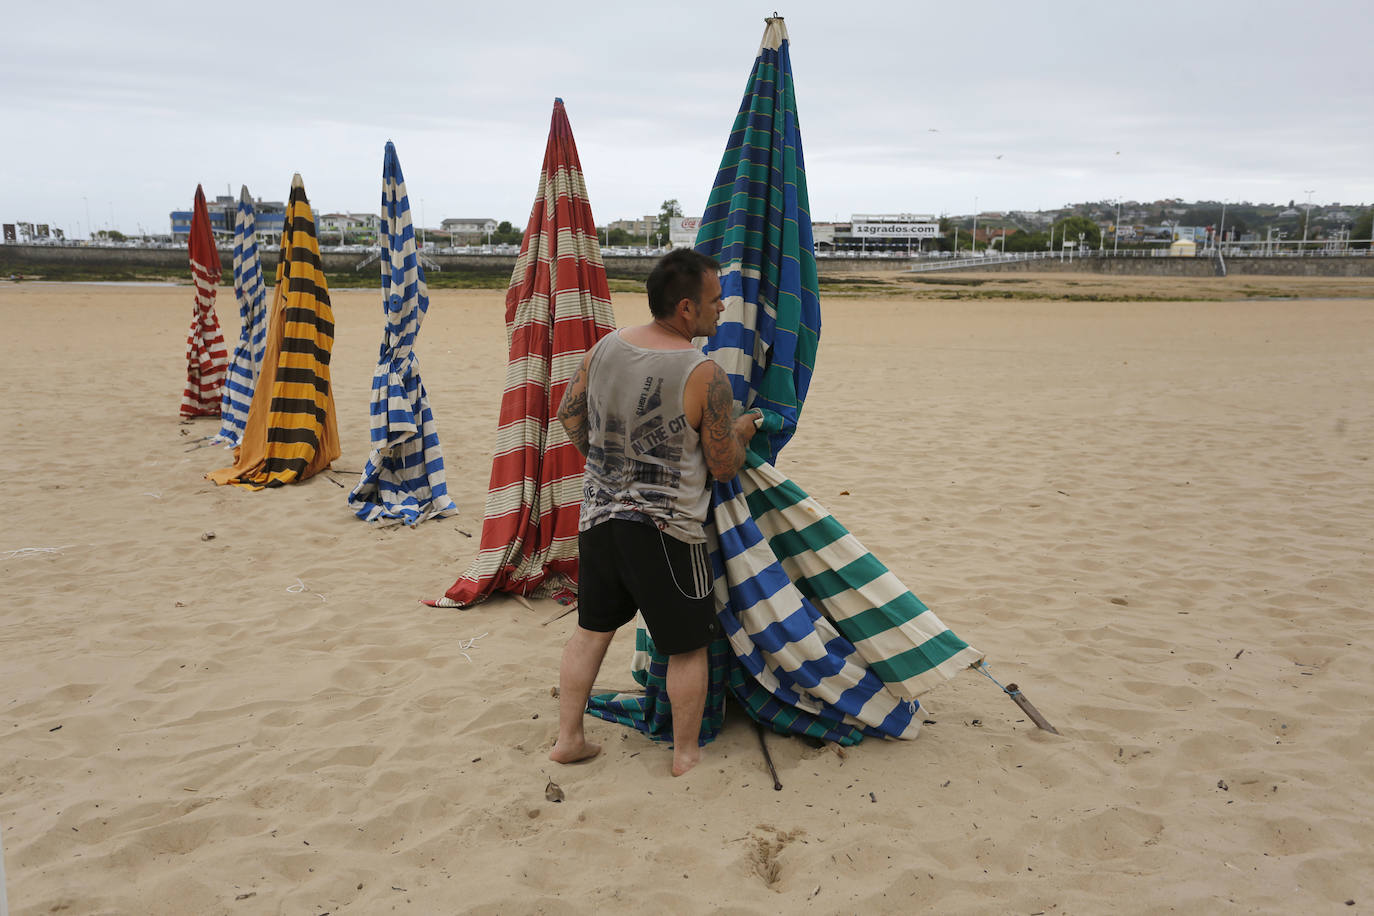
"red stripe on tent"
181,184,228,418
441,99,615,605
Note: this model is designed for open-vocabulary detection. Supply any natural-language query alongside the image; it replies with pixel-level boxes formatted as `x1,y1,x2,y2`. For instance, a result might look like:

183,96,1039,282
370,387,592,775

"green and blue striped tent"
586,17,982,747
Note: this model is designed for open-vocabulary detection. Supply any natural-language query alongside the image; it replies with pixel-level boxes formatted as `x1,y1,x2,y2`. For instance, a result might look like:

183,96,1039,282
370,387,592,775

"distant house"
441,218,497,235
318,213,380,232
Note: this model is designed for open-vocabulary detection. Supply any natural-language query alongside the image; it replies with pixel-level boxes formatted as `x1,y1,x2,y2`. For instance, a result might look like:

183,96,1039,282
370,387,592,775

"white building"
318,213,381,232
441,218,497,234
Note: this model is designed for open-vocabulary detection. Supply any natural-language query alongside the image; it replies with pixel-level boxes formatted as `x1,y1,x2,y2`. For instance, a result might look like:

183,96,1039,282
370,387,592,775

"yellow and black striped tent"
208,173,340,489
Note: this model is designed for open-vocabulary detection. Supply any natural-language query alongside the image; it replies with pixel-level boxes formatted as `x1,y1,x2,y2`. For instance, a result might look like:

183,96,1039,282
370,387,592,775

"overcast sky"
3,0,1370,238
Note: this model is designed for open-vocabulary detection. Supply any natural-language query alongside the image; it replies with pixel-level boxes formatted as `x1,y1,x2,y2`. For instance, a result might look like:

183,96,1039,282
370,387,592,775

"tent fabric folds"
346,142,458,525
214,186,269,445
180,184,228,418
433,99,614,606
207,174,340,490
586,18,981,747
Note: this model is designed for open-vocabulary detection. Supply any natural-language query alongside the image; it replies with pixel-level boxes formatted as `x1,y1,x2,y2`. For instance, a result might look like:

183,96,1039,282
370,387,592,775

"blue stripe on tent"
346,142,457,526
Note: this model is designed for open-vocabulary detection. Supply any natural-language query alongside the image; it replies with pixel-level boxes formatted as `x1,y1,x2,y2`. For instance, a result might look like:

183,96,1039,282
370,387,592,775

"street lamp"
971,196,978,256
1113,199,1121,255
1301,189,1314,250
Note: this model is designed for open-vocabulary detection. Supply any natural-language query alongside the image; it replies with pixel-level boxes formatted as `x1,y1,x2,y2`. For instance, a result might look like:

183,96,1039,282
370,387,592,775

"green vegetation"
656,199,683,247
1352,208,1373,250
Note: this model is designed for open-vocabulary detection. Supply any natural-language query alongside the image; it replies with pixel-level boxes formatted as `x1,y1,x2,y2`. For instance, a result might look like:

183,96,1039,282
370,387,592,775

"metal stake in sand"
755,721,783,790
975,662,1060,735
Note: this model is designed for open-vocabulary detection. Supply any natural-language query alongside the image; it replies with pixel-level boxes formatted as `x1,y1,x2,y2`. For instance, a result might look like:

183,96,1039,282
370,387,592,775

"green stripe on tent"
828,594,935,642
794,552,889,600
744,475,810,517
867,631,975,683
766,515,849,558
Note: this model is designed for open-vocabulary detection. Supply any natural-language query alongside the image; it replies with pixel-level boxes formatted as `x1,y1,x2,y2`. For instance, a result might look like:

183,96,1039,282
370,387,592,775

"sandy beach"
2,276,1371,914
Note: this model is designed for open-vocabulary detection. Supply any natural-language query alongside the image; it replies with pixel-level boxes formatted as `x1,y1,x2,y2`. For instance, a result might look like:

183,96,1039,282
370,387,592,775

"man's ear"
676,296,694,318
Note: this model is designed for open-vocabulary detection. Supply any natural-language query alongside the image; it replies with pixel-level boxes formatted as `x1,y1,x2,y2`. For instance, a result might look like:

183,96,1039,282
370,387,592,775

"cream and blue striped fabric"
215,186,268,445
587,18,981,747
346,142,457,525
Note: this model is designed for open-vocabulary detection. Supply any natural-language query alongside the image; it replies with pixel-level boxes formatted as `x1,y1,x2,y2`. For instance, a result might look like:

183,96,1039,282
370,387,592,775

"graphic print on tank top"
585,374,688,521
627,376,685,510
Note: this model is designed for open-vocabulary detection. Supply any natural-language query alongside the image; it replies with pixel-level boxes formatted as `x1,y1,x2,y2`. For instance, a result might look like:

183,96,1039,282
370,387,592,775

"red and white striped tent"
180,184,228,418
427,98,615,608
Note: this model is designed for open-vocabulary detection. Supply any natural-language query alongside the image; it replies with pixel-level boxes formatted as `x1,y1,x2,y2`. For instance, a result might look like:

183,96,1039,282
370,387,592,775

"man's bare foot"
549,739,601,765
671,747,702,777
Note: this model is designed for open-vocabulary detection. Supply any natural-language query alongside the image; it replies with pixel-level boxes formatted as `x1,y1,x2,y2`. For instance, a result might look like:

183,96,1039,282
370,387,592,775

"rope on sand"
457,632,489,663
1,545,75,560
286,577,327,602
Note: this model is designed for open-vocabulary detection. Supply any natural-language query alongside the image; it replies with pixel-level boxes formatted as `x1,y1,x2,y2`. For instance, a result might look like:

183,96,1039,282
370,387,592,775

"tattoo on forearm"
558,363,590,456
561,391,589,455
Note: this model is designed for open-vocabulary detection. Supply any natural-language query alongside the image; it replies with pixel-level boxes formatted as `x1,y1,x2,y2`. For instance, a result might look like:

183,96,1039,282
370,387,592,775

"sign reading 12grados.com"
851,222,940,238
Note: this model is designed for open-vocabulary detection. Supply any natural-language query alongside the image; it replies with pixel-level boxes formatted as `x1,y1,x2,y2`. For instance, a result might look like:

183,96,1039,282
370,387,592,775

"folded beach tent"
207,174,341,489
180,184,228,419
586,17,983,747
426,99,615,607
213,186,269,446
346,142,459,525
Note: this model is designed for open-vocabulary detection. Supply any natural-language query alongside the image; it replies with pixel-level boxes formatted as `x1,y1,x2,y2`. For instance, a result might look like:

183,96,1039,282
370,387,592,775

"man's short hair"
646,248,720,319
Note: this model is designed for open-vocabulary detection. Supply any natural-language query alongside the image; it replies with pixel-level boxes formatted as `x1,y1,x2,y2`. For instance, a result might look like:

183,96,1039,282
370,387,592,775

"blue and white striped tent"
346,142,458,526
587,17,982,747
214,186,268,446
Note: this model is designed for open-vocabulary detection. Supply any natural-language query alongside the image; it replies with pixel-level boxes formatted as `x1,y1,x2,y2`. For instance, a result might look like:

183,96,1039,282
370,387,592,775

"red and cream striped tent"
180,184,228,418
426,98,615,608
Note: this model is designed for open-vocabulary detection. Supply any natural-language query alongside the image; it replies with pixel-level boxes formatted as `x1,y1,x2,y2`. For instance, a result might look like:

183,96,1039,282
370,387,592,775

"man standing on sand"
549,248,759,777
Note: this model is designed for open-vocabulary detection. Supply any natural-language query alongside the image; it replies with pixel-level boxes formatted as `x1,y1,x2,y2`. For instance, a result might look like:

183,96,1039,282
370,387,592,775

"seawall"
3,244,1372,280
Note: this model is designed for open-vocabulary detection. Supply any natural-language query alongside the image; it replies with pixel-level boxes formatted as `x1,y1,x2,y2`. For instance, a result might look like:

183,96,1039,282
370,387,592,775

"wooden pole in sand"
974,661,1060,735
1003,684,1060,735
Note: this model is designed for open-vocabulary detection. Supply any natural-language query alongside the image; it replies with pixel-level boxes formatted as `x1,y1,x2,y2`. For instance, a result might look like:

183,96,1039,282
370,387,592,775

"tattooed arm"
693,361,757,482
557,351,593,457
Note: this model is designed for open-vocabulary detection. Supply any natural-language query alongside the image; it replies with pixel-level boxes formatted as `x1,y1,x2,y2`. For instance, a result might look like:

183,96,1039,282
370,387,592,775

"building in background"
318,212,381,245
834,213,941,254
606,216,657,239
170,195,289,244
439,218,497,243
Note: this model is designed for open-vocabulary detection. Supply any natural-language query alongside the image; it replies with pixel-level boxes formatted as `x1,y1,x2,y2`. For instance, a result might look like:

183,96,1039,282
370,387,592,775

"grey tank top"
579,330,712,543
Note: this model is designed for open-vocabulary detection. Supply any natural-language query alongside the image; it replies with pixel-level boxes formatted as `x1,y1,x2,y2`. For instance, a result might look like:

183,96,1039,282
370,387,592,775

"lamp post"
1114,199,1121,255
1217,200,1227,253
1301,189,1314,251
971,196,978,256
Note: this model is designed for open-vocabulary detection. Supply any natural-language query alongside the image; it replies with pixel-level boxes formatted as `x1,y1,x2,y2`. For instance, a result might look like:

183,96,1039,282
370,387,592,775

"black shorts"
577,519,719,655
